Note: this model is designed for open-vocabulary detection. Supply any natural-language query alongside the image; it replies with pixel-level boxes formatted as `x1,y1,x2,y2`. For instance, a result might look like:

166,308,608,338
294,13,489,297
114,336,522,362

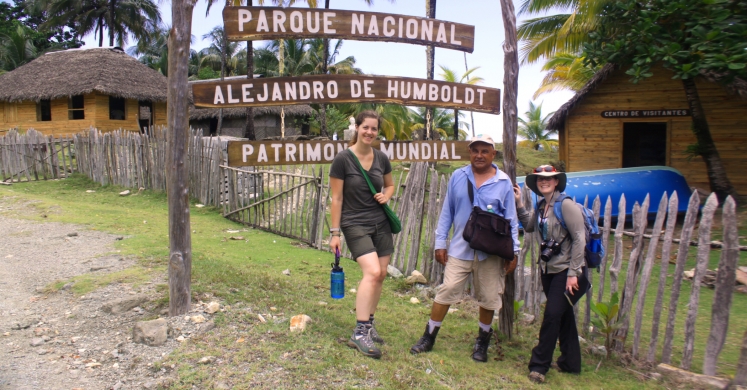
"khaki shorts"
342,220,394,261
434,254,505,311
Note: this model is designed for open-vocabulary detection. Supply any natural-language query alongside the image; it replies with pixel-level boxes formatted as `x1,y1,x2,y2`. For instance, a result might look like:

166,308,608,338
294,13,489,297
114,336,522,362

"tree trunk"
463,52,476,137
319,0,330,138
424,0,436,140
499,0,519,339
217,33,226,136
166,0,195,316
453,109,459,140
98,19,104,47
243,1,255,140
681,78,738,202
108,0,116,47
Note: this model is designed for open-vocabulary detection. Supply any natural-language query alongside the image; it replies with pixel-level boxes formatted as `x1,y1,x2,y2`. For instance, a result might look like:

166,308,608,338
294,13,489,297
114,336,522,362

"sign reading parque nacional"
227,140,473,166
193,74,501,114
223,6,475,52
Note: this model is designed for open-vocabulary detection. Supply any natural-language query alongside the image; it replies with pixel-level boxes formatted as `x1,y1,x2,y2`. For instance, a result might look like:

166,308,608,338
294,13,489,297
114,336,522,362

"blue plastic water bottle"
331,248,344,299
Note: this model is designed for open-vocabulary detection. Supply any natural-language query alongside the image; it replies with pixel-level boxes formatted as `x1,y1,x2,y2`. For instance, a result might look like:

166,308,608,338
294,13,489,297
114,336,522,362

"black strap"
467,178,474,204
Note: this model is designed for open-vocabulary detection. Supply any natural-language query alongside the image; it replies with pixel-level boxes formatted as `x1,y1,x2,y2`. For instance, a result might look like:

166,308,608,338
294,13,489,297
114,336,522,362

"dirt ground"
0,198,216,390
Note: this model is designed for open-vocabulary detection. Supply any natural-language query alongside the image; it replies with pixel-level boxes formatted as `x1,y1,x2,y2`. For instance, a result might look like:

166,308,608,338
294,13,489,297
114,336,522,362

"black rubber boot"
471,327,493,362
410,324,440,354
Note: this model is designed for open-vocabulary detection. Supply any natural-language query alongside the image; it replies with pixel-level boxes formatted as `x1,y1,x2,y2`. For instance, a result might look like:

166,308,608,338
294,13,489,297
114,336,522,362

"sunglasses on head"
533,166,557,173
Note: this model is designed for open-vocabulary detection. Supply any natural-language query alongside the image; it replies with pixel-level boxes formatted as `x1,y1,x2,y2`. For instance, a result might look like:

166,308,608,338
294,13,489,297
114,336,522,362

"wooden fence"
2,129,744,378
0,129,75,182
515,183,743,377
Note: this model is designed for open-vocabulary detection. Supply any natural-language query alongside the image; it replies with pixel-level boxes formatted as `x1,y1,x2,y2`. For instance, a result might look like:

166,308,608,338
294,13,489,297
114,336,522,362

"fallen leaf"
236,338,245,343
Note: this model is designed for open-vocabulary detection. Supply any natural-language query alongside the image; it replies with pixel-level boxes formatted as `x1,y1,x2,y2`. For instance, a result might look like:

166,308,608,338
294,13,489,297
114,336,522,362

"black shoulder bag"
462,180,514,260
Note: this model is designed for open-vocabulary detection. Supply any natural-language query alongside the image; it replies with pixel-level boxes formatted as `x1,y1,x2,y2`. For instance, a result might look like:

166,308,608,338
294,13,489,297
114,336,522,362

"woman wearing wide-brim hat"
513,165,590,384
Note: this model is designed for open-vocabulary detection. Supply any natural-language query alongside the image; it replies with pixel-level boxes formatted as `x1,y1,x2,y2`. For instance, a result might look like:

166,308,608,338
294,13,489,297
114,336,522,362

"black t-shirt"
329,148,392,228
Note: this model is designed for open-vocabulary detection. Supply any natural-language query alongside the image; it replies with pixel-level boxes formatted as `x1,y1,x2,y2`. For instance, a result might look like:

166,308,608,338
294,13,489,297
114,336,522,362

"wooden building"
189,79,312,139
547,64,747,195
0,47,167,136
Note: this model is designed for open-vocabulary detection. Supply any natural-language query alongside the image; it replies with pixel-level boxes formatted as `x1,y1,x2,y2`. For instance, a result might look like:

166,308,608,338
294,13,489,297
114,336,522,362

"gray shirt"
516,191,586,277
329,148,392,228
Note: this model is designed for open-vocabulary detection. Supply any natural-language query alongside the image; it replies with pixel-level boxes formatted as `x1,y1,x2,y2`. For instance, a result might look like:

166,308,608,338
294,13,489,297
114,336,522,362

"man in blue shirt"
410,135,519,362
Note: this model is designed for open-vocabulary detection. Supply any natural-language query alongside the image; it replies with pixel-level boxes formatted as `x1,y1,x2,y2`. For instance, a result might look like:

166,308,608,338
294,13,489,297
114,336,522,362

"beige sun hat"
468,134,495,148
525,165,567,195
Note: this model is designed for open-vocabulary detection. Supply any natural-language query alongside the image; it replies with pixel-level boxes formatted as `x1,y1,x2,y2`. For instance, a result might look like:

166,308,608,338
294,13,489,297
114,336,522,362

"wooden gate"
221,165,325,245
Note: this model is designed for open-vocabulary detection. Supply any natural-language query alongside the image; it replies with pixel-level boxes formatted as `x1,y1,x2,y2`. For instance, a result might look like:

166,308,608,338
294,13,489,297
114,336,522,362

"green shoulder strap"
347,148,379,197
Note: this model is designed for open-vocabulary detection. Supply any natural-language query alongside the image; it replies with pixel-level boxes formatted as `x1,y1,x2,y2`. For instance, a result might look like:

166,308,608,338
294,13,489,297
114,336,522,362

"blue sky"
78,0,575,141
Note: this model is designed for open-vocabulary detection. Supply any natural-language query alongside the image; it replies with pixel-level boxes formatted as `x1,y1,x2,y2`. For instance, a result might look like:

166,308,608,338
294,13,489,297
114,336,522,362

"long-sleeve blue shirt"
435,164,520,261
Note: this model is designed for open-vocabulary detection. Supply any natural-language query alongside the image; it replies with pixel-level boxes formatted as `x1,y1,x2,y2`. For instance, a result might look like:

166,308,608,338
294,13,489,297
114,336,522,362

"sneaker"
410,323,440,354
528,371,546,384
369,321,384,344
347,324,382,359
471,327,493,362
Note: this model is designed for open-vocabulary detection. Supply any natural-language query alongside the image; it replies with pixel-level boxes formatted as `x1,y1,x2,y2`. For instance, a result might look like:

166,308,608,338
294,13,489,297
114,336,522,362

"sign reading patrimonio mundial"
223,7,475,52
228,140,474,166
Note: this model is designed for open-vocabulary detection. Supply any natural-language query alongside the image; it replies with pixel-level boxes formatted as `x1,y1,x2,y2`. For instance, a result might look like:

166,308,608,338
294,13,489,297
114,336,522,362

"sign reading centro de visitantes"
228,140,472,166
224,6,475,52
193,74,501,114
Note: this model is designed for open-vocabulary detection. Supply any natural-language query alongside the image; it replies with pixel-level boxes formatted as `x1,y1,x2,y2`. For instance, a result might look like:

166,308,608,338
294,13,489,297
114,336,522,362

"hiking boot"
528,371,546,384
369,320,384,344
471,327,493,362
410,324,440,354
347,324,382,359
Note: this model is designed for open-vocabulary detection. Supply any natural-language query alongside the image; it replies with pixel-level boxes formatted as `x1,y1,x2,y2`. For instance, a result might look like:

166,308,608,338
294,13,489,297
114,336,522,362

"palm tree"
533,52,600,98
39,0,161,47
517,101,557,150
409,106,467,140
0,23,38,72
201,26,246,78
517,0,611,65
438,65,483,139
307,38,361,75
127,21,169,75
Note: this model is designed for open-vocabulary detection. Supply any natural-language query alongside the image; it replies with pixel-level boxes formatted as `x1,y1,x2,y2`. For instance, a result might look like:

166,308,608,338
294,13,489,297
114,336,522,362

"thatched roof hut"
0,47,167,103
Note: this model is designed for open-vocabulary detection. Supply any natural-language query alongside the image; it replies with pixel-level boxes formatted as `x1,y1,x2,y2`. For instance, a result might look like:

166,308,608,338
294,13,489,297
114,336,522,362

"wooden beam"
166,0,195,317
223,6,475,52
192,74,501,114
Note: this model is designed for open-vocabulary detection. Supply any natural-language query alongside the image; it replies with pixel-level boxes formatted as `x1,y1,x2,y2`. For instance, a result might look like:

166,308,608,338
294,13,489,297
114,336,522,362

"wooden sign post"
193,74,501,114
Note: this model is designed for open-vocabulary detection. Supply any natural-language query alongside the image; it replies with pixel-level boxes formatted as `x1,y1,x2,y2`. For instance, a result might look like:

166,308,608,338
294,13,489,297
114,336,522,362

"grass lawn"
1,174,743,389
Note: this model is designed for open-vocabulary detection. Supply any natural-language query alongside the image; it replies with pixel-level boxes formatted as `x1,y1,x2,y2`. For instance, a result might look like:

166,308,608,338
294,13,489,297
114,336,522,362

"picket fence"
1,128,745,380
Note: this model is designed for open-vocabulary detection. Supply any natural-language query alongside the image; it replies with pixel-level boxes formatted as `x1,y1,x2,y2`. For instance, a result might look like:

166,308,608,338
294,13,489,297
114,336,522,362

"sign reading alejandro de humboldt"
223,7,475,52
192,74,501,114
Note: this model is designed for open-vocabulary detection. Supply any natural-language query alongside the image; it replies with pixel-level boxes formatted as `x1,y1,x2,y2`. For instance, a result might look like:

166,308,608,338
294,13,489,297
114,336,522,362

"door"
622,122,667,168
138,101,153,134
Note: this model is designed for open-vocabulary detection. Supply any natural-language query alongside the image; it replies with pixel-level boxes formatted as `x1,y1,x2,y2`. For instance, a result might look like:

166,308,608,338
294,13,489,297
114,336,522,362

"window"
109,96,126,120
68,95,84,120
37,100,51,121
623,122,667,168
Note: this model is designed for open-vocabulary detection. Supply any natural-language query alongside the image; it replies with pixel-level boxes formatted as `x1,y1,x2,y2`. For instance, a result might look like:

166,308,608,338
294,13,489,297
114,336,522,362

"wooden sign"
601,109,690,118
227,140,473,166
193,74,501,114
223,6,475,52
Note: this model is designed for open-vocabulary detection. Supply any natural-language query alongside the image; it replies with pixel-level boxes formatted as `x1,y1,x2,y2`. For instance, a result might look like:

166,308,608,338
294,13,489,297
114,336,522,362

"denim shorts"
341,219,394,260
